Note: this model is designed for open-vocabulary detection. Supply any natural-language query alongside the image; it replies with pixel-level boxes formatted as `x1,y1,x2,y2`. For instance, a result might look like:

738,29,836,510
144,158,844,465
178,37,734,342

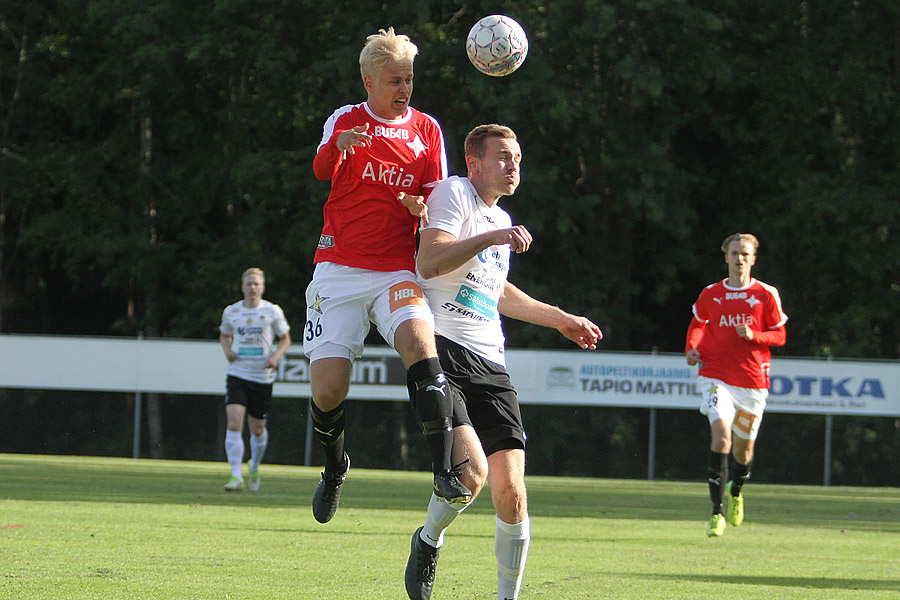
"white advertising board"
0,335,897,416
504,350,900,416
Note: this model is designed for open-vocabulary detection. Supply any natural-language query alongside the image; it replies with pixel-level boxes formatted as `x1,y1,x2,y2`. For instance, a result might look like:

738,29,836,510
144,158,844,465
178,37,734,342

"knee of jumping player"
458,462,487,500
310,358,352,411
393,318,437,367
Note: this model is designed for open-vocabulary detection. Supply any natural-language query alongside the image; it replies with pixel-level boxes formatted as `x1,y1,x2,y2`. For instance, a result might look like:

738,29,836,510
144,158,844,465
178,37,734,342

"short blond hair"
241,267,265,283
359,27,418,79
464,124,517,159
721,233,759,254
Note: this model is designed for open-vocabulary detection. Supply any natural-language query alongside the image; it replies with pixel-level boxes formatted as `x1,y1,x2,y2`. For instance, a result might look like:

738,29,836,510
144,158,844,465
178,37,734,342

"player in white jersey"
403,125,602,600
219,268,291,491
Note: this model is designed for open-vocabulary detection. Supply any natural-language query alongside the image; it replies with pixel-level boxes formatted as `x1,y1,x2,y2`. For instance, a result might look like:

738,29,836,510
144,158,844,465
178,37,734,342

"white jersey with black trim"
219,299,290,384
418,176,511,366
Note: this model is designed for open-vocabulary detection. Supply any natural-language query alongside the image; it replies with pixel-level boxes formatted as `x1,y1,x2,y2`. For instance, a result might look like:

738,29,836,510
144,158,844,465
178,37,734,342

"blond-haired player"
219,268,291,492
305,27,470,524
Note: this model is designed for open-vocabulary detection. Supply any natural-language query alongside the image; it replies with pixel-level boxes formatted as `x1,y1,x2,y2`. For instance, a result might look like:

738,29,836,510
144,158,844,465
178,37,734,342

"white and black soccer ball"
465,15,529,77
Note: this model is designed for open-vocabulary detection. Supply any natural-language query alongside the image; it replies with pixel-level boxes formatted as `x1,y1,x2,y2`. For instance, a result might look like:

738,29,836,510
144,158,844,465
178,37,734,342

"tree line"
1,1,898,482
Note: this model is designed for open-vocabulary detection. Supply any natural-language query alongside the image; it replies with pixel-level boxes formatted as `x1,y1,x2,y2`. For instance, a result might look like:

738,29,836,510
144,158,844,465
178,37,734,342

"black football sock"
708,451,728,515
311,401,347,473
730,458,752,496
407,357,453,474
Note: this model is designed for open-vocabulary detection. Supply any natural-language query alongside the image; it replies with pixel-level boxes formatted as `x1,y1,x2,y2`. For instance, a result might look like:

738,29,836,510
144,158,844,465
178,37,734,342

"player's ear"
465,154,479,175
363,74,373,94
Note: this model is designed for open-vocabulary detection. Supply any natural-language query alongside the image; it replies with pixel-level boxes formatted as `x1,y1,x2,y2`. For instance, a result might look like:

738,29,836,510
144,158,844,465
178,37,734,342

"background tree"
0,0,897,480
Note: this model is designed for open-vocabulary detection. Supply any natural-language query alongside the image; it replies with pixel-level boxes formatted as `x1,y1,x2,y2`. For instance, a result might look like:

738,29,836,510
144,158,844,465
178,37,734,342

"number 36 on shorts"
304,318,322,342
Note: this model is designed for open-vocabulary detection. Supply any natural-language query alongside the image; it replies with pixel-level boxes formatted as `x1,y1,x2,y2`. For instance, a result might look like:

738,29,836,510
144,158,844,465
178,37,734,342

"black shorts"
436,335,526,456
225,375,273,420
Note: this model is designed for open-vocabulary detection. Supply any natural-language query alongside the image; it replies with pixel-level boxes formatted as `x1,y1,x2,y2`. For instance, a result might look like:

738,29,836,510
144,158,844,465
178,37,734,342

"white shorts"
302,262,435,362
697,376,768,441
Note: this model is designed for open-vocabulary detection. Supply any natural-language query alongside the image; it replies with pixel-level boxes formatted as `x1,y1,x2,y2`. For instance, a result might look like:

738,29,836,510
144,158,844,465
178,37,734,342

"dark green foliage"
1,1,898,480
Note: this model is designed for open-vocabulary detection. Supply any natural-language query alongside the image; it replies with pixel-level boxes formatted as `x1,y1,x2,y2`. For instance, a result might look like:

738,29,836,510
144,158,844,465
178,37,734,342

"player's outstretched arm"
498,282,601,350
556,314,603,350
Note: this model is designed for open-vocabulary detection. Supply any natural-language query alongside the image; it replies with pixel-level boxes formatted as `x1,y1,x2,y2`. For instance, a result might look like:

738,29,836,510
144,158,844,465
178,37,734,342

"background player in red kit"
685,233,788,537
305,27,470,524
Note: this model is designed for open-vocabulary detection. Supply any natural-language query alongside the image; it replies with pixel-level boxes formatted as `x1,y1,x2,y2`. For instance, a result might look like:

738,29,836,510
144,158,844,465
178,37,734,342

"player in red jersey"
305,27,470,525
685,233,788,536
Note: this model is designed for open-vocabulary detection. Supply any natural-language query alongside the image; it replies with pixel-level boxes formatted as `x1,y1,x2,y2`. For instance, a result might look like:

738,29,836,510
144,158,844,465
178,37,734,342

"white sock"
249,429,268,472
495,514,530,600
225,429,244,479
420,493,469,548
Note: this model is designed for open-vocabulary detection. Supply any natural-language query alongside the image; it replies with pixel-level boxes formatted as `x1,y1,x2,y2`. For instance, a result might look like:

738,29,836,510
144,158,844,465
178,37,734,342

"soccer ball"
465,15,529,77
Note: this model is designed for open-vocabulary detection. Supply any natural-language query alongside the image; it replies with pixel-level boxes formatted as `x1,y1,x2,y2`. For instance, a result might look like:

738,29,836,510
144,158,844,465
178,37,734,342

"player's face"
471,136,521,202
725,240,756,280
364,59,414,119
241,274,265,305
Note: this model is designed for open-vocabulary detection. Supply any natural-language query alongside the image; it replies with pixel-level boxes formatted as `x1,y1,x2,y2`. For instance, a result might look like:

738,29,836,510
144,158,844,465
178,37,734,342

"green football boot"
726,481,744,526
223,476,243,492
707,513,726,537
248,469,260,492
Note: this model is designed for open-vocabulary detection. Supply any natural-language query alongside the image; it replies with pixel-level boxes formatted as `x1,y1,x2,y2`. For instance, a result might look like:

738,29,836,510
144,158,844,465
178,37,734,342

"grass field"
1,454,898,599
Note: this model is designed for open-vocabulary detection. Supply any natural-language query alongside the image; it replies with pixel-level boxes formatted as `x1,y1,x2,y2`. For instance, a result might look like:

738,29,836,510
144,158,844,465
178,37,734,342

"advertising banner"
0,335,896,416
503,350,900,416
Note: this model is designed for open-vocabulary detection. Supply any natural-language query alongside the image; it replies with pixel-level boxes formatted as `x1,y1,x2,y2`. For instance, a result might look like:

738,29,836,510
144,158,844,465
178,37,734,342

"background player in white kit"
403,124,602,600
219,267,291,492
305,27,470,524
685,233,788,536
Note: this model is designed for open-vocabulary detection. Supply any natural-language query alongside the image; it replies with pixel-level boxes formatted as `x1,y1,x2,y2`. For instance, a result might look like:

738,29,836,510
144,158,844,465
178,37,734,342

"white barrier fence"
2,334,898,481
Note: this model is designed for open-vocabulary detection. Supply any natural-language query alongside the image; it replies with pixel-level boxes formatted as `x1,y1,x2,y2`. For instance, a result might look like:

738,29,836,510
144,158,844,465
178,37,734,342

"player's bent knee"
393,319,437,365
310,358,352,410
311,382,348,411
461,468,487,497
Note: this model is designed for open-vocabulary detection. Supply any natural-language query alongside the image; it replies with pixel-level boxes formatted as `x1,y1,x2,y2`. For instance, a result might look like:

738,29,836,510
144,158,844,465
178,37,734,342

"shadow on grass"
612,571,900,592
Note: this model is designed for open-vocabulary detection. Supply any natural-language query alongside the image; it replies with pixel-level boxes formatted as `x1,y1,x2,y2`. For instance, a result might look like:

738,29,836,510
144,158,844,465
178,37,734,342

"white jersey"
219,299,290,384
418,176,511,365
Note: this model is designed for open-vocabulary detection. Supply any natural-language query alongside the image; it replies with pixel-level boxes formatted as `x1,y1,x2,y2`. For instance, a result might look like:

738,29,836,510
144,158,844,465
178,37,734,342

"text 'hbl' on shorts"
302,262,435,362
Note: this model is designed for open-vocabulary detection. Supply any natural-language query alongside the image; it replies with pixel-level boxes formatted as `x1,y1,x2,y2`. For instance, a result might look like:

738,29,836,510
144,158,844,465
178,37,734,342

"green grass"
1,454,898,599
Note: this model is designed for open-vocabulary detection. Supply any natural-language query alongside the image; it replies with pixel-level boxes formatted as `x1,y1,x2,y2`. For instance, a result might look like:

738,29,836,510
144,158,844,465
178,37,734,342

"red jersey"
685,278,788,389
312,102,448,272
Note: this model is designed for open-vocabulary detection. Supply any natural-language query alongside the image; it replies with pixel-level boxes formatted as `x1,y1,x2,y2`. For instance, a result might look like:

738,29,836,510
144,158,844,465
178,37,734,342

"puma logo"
425,384,446,396
314,427,335,436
